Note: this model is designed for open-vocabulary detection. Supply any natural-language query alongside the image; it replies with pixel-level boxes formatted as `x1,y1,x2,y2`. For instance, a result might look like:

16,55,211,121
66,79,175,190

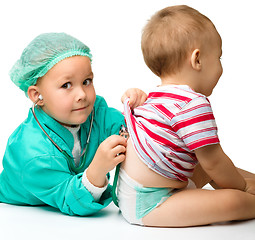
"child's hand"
86,135,127,187
121,88,147,109
245,178,255,195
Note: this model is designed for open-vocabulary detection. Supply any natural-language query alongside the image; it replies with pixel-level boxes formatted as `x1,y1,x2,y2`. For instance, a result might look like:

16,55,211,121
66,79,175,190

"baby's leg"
142,188,255,227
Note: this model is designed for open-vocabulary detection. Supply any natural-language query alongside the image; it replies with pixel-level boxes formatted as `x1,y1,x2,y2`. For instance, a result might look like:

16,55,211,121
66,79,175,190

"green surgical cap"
10,32,92,94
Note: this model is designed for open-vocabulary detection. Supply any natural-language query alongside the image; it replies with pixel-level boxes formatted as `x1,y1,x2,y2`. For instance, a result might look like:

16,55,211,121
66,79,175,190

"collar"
30,106,93,157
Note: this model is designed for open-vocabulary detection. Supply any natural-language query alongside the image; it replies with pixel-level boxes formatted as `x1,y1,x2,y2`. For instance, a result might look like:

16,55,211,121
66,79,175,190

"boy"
0,32,146,216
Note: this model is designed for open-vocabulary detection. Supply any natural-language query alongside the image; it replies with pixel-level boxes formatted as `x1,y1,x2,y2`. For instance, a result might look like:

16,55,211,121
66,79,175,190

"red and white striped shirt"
124,85,219,181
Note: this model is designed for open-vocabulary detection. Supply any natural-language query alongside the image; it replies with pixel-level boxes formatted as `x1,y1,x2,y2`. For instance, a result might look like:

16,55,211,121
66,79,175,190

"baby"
116,5,255,227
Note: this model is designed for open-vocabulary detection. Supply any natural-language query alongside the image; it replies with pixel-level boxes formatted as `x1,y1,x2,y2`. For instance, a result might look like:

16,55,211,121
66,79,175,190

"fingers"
128,88,147,109
107,136,127,164
140,92,148,105
131,92,147,109
121,93,128,104
121,88,148,109
106,135,127,148
112,144,126,157
109,136,127,158
114,154,126,165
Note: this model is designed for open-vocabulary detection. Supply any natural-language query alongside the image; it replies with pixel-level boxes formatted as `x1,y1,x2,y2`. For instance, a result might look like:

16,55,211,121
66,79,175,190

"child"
116,5,255,227
0,32,146,216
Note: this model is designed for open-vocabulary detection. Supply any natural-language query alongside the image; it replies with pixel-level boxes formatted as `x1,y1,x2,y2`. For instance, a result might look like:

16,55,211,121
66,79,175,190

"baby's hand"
121,88,147,109
86,135,127,187
245,178,255,195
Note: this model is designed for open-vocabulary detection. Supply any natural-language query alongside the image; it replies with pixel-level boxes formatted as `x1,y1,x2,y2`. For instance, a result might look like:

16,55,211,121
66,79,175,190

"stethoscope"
32,96,94,174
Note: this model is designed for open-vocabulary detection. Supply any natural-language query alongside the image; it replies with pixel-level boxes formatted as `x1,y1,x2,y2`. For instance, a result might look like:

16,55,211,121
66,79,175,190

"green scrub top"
0,95,125,216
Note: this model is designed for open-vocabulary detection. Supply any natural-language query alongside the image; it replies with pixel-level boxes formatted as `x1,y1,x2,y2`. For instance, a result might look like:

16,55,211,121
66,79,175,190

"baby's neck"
160,75,188,87
160,71,198,92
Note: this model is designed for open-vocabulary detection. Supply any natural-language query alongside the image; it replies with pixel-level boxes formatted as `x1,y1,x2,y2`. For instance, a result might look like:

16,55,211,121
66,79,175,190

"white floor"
1,202,254,240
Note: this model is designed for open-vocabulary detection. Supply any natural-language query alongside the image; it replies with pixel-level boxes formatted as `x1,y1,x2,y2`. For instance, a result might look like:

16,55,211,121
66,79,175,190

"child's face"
197,32,223,96
37,56,96,127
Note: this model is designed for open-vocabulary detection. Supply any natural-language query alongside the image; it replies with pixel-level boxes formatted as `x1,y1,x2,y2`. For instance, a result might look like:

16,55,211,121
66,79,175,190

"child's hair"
10,32,92,94
141,5,219,77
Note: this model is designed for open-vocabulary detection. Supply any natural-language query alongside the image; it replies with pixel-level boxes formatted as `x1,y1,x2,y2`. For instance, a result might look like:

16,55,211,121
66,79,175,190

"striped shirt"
124,85,219,181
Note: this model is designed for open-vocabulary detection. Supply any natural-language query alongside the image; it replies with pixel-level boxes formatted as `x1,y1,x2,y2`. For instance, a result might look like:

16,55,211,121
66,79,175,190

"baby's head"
10,33,95,127
141,5,221,78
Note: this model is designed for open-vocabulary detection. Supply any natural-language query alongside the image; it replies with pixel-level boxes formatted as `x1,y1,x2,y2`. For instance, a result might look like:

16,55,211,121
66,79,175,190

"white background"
0,0,255,239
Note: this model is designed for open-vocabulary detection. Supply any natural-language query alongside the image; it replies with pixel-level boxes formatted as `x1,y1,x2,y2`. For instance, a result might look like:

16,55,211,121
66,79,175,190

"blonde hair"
141,5,218,77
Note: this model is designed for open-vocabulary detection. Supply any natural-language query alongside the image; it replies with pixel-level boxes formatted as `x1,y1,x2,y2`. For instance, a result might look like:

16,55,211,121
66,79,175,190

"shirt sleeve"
22,155,112,216
171,96,220,151
82,169,108,202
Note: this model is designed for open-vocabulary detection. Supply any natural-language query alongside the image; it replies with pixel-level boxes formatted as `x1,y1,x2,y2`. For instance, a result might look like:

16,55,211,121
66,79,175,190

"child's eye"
62,82,72,89
83,78,93,86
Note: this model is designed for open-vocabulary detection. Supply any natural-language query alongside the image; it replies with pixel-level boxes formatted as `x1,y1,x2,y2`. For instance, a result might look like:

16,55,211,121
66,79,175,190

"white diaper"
116,168,196,225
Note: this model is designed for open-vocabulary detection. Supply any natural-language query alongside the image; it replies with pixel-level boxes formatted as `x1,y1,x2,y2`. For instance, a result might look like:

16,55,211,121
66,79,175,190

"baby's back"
121,138,187,189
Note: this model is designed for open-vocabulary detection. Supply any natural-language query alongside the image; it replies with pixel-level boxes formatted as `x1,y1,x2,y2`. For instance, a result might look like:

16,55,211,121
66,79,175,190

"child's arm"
194,143,246,191
86,135,127,187
121,88,147,109
86,88,146,188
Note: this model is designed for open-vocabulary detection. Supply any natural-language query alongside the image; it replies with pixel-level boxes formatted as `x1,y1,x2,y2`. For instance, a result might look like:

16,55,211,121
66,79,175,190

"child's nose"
76,88,87,101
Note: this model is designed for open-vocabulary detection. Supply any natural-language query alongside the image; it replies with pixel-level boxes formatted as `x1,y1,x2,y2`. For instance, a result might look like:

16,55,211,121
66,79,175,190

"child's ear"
190,49,202,71
27,86,43,106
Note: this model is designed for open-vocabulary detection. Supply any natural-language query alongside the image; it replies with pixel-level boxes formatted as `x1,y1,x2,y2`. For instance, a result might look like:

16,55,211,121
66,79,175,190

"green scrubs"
0,96,125,216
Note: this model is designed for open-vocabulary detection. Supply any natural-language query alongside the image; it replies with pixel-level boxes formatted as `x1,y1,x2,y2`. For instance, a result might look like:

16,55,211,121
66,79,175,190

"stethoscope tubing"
32,99,94,173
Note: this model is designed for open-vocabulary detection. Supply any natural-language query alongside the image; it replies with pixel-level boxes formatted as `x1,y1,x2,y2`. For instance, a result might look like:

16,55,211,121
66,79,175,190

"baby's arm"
194,143,246,191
